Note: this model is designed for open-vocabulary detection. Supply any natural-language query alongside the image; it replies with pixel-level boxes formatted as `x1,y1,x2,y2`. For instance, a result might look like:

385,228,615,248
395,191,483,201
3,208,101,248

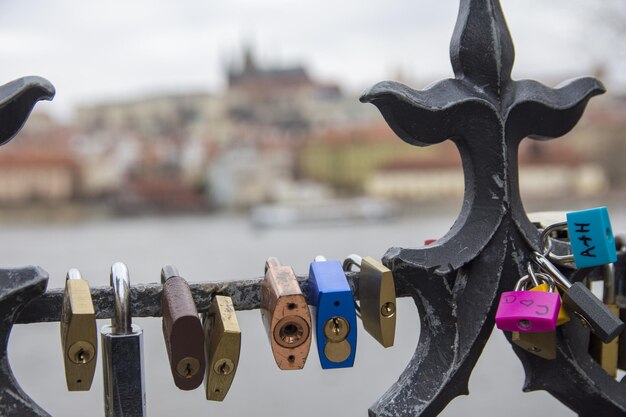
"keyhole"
381,302,396,318
176,357,200,379
332,318,342,335
213,358,235,375
218,362,230,374
75,348,88,364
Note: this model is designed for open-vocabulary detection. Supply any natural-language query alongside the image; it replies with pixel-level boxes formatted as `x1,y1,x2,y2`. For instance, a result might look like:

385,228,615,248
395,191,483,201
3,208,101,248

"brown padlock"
260,257,312,370
161,265,206,390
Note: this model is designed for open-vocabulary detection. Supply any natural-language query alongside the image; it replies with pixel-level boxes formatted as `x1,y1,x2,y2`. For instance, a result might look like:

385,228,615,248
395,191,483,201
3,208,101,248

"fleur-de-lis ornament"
0,76,55,146
362,0,625,416
0,74,54,416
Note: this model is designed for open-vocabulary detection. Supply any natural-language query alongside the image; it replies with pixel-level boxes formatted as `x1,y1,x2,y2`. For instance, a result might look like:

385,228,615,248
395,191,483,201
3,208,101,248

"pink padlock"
495,275,561,332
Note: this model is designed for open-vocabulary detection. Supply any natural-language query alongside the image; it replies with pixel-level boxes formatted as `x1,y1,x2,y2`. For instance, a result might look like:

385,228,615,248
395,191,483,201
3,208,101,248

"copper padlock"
161,265,205,390
260,257,312,370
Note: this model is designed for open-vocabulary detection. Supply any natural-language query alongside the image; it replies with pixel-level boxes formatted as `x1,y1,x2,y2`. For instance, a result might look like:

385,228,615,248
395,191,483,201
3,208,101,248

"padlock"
60,268,97,391
512,331,557,360
343,254,396,348
620,307,626,371
533,252,625,343
616,234,626,309
260,257,312,370
566,207,617,268
528,211,567,233
101,262,146,417
309,256,357,369
203,295,241,401
589,263,620,377
617,234,626,371
511,270,563,360
526,263,570,327
161,265,205,390
496,275,561,332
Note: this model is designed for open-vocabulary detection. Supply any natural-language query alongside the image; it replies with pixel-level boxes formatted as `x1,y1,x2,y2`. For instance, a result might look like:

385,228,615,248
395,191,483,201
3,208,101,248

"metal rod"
16,272,376,324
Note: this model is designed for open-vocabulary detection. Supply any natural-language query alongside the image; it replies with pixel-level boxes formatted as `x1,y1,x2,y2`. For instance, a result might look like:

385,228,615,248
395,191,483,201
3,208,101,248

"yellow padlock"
530,283,570,326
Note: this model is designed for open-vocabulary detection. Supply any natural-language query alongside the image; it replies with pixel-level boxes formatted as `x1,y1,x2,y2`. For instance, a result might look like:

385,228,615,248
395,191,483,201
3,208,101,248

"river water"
4,204,626,417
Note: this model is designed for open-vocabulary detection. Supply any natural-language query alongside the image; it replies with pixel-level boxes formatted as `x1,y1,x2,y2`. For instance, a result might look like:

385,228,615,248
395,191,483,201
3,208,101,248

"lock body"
61,271,97,391
495,290,560,332
309,260,357,369
533,253,625,343
204,295,241,401
512,330,557,360
161,269,205,390
261,258,312,370
589,304,619,377
531,283,570,326
563,282,624,343
101,262,146,417
511,281,566,360
359,256,396,348
619,308,626,371
589,263,620,377
101,324,146,417
566,207,617,268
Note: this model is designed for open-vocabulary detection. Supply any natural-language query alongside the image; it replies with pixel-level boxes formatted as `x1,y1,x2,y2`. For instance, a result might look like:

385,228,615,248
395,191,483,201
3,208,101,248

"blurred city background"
0,1,625,416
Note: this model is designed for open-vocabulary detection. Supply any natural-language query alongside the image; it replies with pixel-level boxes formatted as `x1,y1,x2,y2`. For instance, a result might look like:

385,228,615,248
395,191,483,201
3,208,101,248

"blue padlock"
309,256,357,369
566,207,617,268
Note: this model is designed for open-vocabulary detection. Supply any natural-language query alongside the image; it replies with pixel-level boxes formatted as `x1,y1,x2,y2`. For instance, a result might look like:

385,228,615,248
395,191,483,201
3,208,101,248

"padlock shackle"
603,263,616,305
66,268,83,281
265,257,281,274
540,221,575,264
160,265,180,284
513,275,531,291
110,262,132,335
527,263,541,287
342,254,362,272
532,252,572,291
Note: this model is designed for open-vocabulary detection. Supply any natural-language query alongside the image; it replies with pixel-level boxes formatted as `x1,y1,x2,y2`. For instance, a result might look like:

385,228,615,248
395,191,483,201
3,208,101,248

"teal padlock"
566,207,617,268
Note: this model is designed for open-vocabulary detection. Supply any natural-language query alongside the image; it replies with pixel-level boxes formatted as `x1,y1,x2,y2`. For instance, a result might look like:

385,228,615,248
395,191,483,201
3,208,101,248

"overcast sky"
0,0,620,120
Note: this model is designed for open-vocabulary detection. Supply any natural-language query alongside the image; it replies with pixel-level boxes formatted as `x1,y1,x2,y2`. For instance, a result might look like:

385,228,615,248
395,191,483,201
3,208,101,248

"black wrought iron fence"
1,0,625,416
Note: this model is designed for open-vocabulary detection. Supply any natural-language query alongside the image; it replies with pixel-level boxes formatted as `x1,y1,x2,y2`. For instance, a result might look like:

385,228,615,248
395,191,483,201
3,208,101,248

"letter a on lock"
566,207,617,268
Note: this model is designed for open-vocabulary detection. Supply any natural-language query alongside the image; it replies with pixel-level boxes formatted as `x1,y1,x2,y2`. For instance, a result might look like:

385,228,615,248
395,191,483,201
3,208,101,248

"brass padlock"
60,268,97,391
589,263,620,377
512,331,557,360
528,211,567,236
161,265,205,390
615,234,626,371
260,257,312,370
343,254,396,348
204,295,241,401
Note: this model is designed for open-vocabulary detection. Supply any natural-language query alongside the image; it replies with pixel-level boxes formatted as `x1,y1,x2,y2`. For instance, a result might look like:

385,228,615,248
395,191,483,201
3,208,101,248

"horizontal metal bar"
17,271,412,324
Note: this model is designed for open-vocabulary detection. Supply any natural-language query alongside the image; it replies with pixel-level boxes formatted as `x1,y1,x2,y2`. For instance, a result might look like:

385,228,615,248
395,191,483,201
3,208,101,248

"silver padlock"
101,262,146,417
